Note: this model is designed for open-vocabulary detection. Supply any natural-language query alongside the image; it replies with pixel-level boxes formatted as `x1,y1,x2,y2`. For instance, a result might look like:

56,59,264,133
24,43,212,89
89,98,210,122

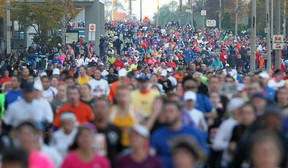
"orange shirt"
53,102,94,127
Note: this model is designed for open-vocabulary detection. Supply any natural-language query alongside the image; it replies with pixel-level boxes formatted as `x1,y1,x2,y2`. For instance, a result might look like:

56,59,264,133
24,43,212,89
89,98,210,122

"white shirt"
35,98,54,123
43,87,58,103
212,118,238,151
101,70,109,77
41,144,63,168
268,79,285,90
76,58,84,67
51,128,78,157
168,76,177,87
88,79,110,97
4,99,48,127
187,108,208,131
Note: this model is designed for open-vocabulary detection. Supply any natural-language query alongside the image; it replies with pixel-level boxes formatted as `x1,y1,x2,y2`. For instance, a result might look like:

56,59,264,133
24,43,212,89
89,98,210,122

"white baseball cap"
52,68,60,75
118,69,127,77
40,72,47,77
183,91,197,101
130,124,149,138
259,71,269,79
226,98,245,113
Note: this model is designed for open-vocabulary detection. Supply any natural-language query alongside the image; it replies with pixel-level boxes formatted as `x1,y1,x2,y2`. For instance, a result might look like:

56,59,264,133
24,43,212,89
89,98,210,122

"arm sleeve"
53,109,62,128
212,123,229,151
87,107,95,122
44,100,54,123
204,96,214,113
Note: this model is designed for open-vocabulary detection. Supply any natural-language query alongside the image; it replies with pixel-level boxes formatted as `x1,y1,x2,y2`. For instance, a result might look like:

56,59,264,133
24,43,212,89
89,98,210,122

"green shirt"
108,57,116,64
0,93,5,119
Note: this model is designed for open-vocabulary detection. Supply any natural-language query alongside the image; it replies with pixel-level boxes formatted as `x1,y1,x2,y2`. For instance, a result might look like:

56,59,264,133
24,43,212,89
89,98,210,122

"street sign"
272,35,284,50
89,24,96,32
272,43,284,50
264,28,269,34
206,20,216,27
201,10,206,16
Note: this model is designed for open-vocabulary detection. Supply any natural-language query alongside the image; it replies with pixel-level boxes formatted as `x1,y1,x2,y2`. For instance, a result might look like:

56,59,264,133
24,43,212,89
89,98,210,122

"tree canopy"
9,0,81,47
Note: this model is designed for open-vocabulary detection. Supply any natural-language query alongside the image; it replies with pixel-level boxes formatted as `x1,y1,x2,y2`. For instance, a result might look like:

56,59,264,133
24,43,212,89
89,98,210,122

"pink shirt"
29,151,55,168
61,151,110,168
59,55,66,63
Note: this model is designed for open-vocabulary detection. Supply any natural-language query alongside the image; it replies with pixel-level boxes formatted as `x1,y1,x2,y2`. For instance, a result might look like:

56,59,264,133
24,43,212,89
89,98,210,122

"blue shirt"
151,126,208,168
195,93,214,113
211,60,224,69
5,90,22,108
264,86,276,101
52,59,62,65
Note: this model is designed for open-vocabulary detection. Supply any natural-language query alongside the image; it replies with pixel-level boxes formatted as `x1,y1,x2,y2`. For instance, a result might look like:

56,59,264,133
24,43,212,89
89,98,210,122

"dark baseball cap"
136,74,150,83
20,81,35,92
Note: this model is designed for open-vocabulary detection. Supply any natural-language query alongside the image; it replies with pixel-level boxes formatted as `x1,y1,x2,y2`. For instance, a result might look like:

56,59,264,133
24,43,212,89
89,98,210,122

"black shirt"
96,124,123,168
198,82,209,96
158,79,173,93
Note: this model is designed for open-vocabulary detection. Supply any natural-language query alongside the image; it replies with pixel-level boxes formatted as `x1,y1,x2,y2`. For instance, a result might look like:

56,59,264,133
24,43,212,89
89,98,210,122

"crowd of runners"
0,21,288,168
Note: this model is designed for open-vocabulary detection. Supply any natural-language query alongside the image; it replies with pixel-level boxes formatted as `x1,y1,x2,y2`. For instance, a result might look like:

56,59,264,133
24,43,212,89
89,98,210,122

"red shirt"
53,102,94,127
114,60,124,69
0,77,11,84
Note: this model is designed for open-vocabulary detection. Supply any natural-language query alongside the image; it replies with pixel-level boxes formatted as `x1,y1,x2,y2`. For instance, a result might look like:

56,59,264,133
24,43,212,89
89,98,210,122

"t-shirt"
195,93,214,113
77,75,91,85
151,126,208,168
268,79,286,90
29,151,55,168
4,99,49,127
116,154,163,168
88,79,110,97
61,151,110,168
130,90,160,118
5,89,22,107
110,106,138,148
43,87,58,103
53,102,94,127
97,124,123,168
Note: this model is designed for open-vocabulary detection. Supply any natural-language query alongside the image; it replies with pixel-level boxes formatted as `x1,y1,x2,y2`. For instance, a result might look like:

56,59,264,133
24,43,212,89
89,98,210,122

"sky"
128,0,176,20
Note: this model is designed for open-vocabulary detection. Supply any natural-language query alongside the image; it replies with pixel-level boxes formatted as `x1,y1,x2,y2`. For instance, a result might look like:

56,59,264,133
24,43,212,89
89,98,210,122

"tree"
10,0,81,48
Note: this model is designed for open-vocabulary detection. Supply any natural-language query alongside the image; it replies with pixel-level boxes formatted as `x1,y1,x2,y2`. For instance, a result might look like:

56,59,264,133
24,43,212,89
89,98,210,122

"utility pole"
188,0,192,25
129,0,132,20
235,0,239,37
202,0,205,29
156,0,159,25
284,0,286,39
271,0,274,36
266,0,272,70
140,0,142,21
6,0,11,55
179,0,182,26
191,0,194,28
219,0,222,30
250,0,256,73
275,0,281,69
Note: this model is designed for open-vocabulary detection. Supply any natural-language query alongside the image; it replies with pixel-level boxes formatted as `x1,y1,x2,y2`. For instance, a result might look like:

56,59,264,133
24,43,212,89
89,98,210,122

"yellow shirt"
109,106,137,147
130,89,160,118
77,76,90,85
